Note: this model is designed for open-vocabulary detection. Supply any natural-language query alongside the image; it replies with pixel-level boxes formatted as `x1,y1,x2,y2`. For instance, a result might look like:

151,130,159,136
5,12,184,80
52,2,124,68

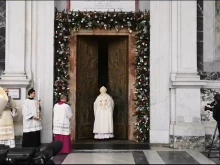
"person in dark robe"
53,94,73,154
205,94,220,136
22,88,42,149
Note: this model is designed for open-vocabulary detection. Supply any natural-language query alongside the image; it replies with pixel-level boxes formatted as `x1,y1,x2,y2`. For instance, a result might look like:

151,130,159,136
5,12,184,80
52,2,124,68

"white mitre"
100,86,107,94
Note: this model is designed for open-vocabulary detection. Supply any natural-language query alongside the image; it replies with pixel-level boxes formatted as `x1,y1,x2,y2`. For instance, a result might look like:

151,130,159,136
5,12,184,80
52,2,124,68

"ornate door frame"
68,29,136,141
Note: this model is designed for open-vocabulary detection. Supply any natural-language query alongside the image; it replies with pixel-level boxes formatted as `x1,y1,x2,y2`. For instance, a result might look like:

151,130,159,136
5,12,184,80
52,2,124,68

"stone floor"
15,137,220,164
52,146,220,164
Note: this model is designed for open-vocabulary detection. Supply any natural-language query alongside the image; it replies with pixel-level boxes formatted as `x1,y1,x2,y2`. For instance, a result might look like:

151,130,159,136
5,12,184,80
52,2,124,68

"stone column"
33,1,54,143
170,1,206,149
150,1,171,144
36,1,54,143
0,1,31,143
0,1,55,144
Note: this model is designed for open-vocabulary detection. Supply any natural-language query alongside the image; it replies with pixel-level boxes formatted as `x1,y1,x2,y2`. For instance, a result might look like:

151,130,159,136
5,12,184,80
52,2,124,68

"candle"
38,79,40,100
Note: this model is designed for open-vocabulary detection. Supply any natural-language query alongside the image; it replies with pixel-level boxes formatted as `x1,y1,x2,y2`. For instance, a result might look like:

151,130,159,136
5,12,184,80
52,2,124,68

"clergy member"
22,88,42,148
0,88,19,148
93,86,114,139
53,94,73,154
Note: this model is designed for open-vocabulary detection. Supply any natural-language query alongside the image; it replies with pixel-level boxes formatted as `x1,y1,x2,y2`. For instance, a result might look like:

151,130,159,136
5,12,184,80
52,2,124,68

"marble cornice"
0,74,30,87
171,80,207,87
203,81,220,88
0,79,30,87
171,75,220,88
170,73,207,87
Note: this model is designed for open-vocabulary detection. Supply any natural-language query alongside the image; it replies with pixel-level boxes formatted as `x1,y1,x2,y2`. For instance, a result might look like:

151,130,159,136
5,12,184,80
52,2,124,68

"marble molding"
170,135,205,150
199,72,220,81
0,0,5,76
68,29,137,141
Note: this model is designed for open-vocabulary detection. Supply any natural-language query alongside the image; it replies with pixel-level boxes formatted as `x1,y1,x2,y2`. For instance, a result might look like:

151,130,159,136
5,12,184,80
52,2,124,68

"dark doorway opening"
76,35,128,140
97,37,108,89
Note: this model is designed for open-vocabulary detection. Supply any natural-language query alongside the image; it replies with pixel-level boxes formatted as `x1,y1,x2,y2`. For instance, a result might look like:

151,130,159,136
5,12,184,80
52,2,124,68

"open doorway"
76,36,128,140
97,37,108,88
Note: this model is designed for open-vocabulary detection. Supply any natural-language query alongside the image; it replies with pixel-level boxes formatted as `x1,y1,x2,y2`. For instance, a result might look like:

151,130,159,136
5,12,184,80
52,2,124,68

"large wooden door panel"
77,36,98,139
108,37,128,139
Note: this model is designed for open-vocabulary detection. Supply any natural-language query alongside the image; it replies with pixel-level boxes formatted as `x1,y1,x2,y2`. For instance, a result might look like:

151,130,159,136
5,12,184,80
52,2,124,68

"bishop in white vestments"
93,86,114,139
0,88,19,148
22,88,42,148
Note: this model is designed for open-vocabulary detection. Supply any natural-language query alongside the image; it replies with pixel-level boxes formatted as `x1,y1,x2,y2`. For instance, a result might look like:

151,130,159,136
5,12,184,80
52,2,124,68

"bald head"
60,94,67,102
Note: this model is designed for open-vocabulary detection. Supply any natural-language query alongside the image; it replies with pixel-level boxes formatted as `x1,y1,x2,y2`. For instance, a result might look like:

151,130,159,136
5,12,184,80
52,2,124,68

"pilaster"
0,1,54,144
0,1,30,86
150,1,170,144
170,1,207,149
34,1,54,143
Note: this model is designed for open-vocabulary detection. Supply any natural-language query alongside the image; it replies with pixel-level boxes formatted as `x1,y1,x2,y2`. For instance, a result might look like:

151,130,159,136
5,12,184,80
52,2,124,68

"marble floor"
52,147,220,164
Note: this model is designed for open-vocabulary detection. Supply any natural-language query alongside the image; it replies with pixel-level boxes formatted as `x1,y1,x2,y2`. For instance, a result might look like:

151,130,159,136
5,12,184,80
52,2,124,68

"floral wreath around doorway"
54,9,150,142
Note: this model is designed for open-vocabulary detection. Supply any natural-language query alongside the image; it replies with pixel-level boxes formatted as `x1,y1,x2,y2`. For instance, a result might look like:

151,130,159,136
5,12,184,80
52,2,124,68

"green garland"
54,9,150,142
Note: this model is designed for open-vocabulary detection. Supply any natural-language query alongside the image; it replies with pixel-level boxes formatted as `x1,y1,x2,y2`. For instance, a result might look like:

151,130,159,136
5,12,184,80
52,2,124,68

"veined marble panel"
198,1,220,80
0,0,5,76
201,88,220,121
205,135,219,149
170,135,205,150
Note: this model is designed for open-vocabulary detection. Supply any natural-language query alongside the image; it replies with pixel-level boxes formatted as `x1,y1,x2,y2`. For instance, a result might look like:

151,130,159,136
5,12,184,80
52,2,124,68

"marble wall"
0,1,55,143
197,0,203,77
198,1,220,80
0,0,5,76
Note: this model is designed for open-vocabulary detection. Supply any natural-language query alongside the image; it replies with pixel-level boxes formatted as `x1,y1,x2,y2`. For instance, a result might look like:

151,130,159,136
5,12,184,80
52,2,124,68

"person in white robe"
22,88,42,148
93,86,114,139
53,94,73,154
0,88,19,148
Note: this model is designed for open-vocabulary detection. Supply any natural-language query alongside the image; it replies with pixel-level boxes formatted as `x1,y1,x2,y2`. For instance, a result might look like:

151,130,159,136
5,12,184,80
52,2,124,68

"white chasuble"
53,103,73,135
0,97,19,145
93,93,114,139
22,99,42,132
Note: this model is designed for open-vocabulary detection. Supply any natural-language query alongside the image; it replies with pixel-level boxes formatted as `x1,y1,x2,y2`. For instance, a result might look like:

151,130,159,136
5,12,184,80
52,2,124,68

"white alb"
53,103,73,135
22,99,42,133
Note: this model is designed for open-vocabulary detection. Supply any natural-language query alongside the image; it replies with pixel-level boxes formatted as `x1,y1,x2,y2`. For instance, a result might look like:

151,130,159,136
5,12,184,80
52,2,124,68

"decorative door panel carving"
108,37,128,139
76,36,98,139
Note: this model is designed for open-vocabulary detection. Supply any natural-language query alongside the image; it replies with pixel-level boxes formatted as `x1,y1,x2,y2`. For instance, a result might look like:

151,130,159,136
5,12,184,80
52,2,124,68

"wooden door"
108,37,128,139
76,36,99,139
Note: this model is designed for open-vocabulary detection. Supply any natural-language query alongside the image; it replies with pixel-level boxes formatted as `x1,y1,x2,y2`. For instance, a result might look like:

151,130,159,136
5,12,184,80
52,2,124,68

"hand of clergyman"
33,117,40,121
